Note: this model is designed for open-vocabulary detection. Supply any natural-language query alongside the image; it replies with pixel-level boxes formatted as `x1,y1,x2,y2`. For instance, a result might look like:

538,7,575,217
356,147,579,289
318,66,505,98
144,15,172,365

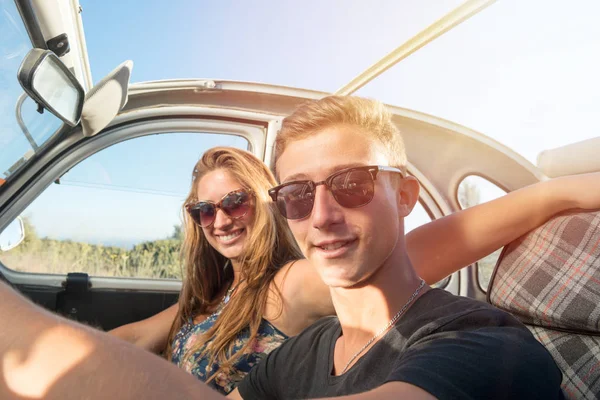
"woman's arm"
407,172,600,284
109,303,179,354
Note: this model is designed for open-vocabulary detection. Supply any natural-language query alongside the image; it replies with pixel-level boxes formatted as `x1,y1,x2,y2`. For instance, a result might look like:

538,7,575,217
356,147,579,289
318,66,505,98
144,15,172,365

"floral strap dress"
170,312,288,395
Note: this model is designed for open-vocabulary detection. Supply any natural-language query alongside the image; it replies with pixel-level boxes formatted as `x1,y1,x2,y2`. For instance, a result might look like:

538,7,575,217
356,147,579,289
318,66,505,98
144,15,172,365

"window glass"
1,0,64,186
406,200,449,289
0,132,248,279
457,175,507,290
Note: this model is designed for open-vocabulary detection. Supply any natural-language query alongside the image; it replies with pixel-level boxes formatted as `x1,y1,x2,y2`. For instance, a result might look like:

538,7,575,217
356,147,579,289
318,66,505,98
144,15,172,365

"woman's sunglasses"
186,189,254,228
268,165,404,220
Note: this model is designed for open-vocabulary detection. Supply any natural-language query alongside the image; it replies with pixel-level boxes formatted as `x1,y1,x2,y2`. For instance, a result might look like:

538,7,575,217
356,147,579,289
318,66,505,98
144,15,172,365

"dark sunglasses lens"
221,191,251,219
331,170,374,207
276,183,314,219
190,202,216,227
187,206,200,225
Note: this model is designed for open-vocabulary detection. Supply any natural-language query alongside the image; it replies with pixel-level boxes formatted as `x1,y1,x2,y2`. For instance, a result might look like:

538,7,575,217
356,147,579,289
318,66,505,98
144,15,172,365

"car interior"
0,0,599,399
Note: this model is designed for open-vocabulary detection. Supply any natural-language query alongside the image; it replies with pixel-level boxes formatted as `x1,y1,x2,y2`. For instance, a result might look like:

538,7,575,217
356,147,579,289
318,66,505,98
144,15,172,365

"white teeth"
217,230,243,242
321,242,346,251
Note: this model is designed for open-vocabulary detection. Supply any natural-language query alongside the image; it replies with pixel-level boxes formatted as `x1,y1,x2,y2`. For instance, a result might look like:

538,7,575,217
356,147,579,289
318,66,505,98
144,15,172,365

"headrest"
488,210,600,334
537,137,600,178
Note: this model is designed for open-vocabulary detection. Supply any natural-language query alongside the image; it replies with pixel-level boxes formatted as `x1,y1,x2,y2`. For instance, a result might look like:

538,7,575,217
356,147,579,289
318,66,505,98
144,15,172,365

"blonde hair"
166,147,303,382
275,95,407,174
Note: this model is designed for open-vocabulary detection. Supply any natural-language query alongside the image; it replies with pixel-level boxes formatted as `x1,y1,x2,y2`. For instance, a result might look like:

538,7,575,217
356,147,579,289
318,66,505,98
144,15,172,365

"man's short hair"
274,95,407,177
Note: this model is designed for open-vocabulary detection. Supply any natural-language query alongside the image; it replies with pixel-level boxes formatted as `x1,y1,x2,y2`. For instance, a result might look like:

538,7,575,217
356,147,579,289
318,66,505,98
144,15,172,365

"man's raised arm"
0,282,223,400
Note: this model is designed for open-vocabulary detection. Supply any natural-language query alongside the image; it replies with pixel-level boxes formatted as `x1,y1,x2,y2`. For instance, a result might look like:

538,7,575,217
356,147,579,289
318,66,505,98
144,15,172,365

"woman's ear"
396,176,420,218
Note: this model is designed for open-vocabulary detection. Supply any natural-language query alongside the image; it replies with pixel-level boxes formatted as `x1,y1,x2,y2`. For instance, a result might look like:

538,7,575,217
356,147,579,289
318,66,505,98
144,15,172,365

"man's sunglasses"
268,165,404,220
186,189,254,228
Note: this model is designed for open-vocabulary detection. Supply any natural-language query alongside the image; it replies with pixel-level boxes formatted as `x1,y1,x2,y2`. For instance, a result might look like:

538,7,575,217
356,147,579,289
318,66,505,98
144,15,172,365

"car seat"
487,210,600,399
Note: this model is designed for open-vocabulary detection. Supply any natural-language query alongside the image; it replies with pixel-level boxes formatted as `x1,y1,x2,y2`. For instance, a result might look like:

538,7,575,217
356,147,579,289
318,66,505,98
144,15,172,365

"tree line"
0,218,184,279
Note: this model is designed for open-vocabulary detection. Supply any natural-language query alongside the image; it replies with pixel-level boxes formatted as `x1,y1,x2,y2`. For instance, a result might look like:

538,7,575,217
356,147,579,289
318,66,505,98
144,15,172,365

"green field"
0,219,183,279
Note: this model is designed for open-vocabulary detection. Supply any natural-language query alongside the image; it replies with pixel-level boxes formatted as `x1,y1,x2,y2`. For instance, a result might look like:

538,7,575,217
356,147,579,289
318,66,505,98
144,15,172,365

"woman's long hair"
165,146,303,382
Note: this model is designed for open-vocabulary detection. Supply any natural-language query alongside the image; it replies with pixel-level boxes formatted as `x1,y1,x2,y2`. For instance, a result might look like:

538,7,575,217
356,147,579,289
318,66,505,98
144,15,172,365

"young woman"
110,146,600,395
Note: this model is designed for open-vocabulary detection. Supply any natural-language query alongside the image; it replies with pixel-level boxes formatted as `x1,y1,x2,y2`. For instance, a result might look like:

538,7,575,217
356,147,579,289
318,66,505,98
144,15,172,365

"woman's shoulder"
271,259,334,321
273,259,321,298
274,259,307,287
279,258,311,271
275,258,314,279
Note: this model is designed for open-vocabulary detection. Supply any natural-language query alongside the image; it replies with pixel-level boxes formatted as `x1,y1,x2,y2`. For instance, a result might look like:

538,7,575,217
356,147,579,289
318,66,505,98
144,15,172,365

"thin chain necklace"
340,278,426,374
223,279,244,305
215,278,245,314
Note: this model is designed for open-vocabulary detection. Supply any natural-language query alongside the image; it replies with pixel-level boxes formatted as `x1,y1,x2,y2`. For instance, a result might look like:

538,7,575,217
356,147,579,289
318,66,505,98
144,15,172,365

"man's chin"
319,266,382,290
310,256,370,287
319,270,363,289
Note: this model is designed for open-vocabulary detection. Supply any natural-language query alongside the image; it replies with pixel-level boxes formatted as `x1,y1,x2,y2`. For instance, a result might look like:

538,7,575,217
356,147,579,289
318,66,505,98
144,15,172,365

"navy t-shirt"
238,289,564,400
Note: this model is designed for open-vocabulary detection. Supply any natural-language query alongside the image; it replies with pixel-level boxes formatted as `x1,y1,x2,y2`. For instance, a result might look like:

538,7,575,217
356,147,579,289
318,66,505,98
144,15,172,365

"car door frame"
0,108,271,329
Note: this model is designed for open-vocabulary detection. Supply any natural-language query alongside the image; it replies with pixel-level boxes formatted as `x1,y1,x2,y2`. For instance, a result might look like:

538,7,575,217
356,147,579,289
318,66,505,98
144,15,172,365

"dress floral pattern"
171,312,288,395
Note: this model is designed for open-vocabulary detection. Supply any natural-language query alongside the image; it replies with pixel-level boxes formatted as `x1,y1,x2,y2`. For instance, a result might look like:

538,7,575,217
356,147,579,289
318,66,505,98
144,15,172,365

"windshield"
0,0,63,186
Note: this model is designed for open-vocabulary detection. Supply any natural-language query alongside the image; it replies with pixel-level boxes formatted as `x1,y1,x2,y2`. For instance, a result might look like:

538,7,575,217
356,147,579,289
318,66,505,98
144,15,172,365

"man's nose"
310,185,344,230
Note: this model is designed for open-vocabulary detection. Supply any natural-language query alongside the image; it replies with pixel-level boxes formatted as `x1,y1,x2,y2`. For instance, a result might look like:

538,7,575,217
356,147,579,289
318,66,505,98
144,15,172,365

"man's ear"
396,176,420,218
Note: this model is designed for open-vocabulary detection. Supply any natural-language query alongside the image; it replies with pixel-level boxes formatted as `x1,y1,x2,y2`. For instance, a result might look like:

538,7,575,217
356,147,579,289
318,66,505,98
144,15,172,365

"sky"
3,0,600,248
79,0,600,163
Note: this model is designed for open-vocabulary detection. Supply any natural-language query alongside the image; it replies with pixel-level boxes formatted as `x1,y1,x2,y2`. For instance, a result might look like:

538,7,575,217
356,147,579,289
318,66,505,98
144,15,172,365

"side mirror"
0,217,25,252
17,49,85,126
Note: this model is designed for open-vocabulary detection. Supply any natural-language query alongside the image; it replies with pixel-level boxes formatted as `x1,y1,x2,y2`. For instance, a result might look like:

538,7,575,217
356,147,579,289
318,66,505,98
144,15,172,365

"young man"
0,96,571,399
232,96,565,399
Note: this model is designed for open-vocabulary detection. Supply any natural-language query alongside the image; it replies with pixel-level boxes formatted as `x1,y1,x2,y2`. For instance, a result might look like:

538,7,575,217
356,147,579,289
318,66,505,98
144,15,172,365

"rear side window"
0,132,248,279
457,175,507,291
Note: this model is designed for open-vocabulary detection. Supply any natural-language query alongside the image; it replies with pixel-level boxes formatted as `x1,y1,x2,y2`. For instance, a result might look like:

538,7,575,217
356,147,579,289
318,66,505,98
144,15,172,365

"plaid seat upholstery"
487,210,600,399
